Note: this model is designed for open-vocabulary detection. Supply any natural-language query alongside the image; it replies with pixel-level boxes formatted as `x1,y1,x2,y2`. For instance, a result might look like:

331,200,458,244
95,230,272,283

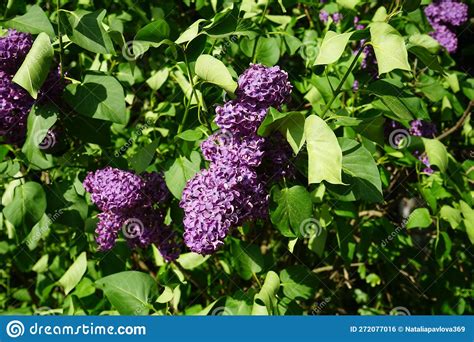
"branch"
436,100,474,140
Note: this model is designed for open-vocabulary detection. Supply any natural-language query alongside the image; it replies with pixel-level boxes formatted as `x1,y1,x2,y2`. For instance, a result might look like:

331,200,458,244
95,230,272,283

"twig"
358,210,385,218
436,100,474,140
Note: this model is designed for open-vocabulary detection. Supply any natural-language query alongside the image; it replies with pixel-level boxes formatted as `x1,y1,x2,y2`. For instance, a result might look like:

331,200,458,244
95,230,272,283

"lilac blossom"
180,64,293,255
237,64,292,108
0,29,32,74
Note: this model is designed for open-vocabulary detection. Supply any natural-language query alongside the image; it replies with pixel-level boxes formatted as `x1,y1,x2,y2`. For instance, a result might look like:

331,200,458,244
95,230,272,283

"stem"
436,100,473,140
259,0,270,25
57,0,64,78
320,45,365,118
178,53,200,134
252,273,262,289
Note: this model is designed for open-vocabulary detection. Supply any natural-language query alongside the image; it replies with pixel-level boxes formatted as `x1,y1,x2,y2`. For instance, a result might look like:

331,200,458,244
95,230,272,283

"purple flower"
425,0,468,27
409,119,437,137
85,167,179,259
414,151,434,175
38,65,65,105
181,64,293,255
142,171,169,204
0,70,33,144
354,16,365,30
83,167,146,212
352,80,359,91
0,29,32,74
430,24,458,53
0,31,65,145
215,99,268,136
180,164,267,255
332,13,343,24
259,133,295,182
237,64,292,108
319,10,330,24
424,0,468,53
201,131,265,168
95,211,126,251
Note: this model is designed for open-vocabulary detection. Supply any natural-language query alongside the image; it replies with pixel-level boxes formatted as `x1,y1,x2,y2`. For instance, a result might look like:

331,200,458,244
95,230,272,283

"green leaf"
408,34,440,53
255,37,280,66
203,6,239,38
369,22,410,75
408,46,444,74
164,152,201,199
224,290,254,315
64,73,127,124
459,201,474,244
422,138,448,172
175,19,206,45
25,214,50,250
231,239,265,281
175,129,203,142
60,9,114,54
4,5,55,38
129,139,159,174
21,105,58,168
305,115,343,185
314,31,352,66
177,252,209,270
270,186,313,238
58,252,87,295
3,182,46,230
195,54,237,94
367,80,417,121
403,0,421,12
252,271,280,315
406,208,432,229
258,108,305,154
95,271,158,315
280,266,318,300
133,19,170,56
337,0,361,9
372,6,388,22
12,32,53,99
331,138,383,203
146,68,169,91
439,205,462,229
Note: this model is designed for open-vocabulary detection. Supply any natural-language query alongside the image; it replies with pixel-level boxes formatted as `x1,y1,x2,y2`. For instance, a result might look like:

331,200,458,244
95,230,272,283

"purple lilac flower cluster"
0,30,63,145
83,167,180,261
180,64,293,255
409,119,437,138
319,10,343,24
387,120,437,175
424,0,468,53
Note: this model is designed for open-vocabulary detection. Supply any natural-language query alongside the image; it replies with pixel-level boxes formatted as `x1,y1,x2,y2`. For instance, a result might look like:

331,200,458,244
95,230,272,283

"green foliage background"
0,0,473,315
